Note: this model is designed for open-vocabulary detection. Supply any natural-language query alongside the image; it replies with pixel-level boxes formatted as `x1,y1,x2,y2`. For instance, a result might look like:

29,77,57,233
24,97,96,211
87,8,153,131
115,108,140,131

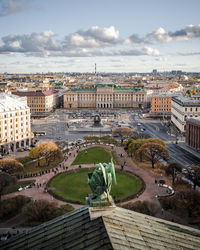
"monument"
93,114,102,127
87,159,117,207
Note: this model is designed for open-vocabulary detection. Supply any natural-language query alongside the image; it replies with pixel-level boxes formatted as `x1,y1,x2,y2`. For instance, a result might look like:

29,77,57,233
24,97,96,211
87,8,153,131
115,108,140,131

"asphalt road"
131,114,200,167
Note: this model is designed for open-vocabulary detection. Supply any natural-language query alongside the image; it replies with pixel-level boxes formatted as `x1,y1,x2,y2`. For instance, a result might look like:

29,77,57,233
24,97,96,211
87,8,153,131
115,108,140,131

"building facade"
0,93,32,153
13,90,58,115
64,84,148,109
186,118,200,150
171,96,200,133
151,94,176,116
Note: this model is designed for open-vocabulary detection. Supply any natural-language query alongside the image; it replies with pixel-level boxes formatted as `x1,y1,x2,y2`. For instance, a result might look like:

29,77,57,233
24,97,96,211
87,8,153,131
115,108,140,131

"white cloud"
128,24,200,44
65,26,120,48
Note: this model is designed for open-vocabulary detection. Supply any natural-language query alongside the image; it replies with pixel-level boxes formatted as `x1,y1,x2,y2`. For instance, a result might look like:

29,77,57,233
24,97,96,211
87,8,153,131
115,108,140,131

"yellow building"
64,84,148,109
13,90,58,115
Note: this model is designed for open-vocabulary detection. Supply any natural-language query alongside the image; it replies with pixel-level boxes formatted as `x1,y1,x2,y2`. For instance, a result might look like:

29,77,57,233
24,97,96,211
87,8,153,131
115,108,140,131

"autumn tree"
165,162,182,184
0,173,17,200
0,158,23,174
29,141,63,167
128,139,147,157
112,127,133,145
136,143,169,168
146,138,166,147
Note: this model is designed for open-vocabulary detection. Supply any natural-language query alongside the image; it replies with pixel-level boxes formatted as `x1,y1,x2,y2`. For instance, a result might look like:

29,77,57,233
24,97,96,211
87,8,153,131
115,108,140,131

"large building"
186,117,200,150
171,96,200,133
64,84,149,109
13,90,58,116
151,94,177,117
0,93,32,153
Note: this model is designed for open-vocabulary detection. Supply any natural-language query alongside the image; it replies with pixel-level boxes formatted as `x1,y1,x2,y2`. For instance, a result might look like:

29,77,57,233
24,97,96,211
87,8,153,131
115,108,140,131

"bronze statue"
87,159,117,206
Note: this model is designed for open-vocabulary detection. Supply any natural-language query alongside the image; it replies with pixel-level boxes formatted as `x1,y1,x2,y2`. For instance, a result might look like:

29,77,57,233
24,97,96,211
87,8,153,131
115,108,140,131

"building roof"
187,117,200,125
13,90,57,97
1,206,200,250
172,96,200,106
68,84,146,93
0,93,29,112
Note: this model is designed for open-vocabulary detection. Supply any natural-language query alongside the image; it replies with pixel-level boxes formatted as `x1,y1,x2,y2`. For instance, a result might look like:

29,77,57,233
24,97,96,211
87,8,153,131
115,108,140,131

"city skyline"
0,0,200,73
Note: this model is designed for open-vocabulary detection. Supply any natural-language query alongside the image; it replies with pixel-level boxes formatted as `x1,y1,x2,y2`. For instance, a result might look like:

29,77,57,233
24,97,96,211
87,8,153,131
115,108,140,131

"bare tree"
112,127,133,145
165,162,182,184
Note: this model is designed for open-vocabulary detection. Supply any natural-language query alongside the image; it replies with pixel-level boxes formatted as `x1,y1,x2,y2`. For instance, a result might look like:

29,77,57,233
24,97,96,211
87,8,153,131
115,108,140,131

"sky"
0,0,200,73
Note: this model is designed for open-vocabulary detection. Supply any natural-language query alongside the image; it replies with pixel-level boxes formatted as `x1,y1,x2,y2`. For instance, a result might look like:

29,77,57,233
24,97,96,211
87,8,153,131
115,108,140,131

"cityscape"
0,0,200,249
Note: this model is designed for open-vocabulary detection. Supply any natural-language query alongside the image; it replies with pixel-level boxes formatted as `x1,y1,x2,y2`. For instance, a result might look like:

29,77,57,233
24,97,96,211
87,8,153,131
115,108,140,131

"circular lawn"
48,168,143,204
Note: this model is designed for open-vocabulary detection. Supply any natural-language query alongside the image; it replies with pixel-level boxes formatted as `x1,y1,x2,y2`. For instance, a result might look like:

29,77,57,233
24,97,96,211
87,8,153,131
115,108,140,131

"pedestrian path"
2,143,187,225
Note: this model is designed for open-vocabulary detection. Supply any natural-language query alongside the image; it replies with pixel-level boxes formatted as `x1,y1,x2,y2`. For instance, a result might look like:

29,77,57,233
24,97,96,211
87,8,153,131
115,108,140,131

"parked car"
0,155,3,159
18,187,23,192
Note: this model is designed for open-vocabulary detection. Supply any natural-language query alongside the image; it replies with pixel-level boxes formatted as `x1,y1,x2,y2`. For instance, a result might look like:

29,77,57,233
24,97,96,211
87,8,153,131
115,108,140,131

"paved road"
131,114,200,167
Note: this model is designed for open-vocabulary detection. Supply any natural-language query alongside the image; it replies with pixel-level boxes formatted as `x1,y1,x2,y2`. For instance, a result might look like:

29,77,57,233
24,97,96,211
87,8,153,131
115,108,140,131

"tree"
136,143,169,168
23,200,60,223
0,158,23,174
160,189,200,218
122,200,156,216
165,162,182,184
146,138,166,147
22,200,74,224
0,173,17,200
128,139,147,158
187,165,200,190
29,141,63,167
112,127,133,145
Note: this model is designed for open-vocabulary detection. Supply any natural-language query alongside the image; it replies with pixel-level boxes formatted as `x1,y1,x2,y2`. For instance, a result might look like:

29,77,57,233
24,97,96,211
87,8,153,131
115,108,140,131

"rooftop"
13,90,57,97
1,206,200,250
172,96,200,106
0,93,29,113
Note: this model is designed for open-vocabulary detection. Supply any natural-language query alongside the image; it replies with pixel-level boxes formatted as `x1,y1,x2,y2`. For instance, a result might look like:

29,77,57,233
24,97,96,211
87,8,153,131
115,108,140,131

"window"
185,108,187,111
190,108,192,112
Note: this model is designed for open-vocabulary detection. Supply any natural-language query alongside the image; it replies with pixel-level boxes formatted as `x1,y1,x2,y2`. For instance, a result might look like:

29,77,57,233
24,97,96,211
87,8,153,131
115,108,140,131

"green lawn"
49,169,143,204
72,147,119,165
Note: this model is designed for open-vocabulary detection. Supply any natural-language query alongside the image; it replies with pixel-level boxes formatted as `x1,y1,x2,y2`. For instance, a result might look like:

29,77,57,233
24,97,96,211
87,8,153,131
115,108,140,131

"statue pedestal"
86,194,115,207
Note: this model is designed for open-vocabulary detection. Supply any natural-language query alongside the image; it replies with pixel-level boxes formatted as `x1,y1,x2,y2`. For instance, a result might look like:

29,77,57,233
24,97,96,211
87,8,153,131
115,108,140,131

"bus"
33,131,46,136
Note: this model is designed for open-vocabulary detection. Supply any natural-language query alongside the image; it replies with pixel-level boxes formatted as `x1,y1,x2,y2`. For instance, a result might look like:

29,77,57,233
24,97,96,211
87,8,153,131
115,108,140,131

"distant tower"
95,63,96,75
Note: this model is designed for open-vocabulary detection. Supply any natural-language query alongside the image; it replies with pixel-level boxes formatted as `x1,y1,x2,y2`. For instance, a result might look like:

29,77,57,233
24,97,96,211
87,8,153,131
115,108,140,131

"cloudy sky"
0,0,200,73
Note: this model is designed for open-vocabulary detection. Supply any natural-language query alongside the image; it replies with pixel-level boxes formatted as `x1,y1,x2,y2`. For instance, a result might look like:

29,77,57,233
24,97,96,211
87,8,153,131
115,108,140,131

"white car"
18,187,23,192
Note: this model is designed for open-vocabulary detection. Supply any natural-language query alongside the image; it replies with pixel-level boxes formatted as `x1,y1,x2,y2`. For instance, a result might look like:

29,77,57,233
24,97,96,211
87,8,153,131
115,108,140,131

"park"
0,131,200,228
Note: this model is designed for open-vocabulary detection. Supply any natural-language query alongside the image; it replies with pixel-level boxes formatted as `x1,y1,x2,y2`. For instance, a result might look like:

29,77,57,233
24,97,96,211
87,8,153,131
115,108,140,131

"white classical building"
0,93,32,153
171,96,200,133
64,83,149,109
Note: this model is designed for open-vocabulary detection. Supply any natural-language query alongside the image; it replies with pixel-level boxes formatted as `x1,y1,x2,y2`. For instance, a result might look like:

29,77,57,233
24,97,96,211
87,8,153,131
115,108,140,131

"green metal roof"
69,84,146,93
1,206,200,250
